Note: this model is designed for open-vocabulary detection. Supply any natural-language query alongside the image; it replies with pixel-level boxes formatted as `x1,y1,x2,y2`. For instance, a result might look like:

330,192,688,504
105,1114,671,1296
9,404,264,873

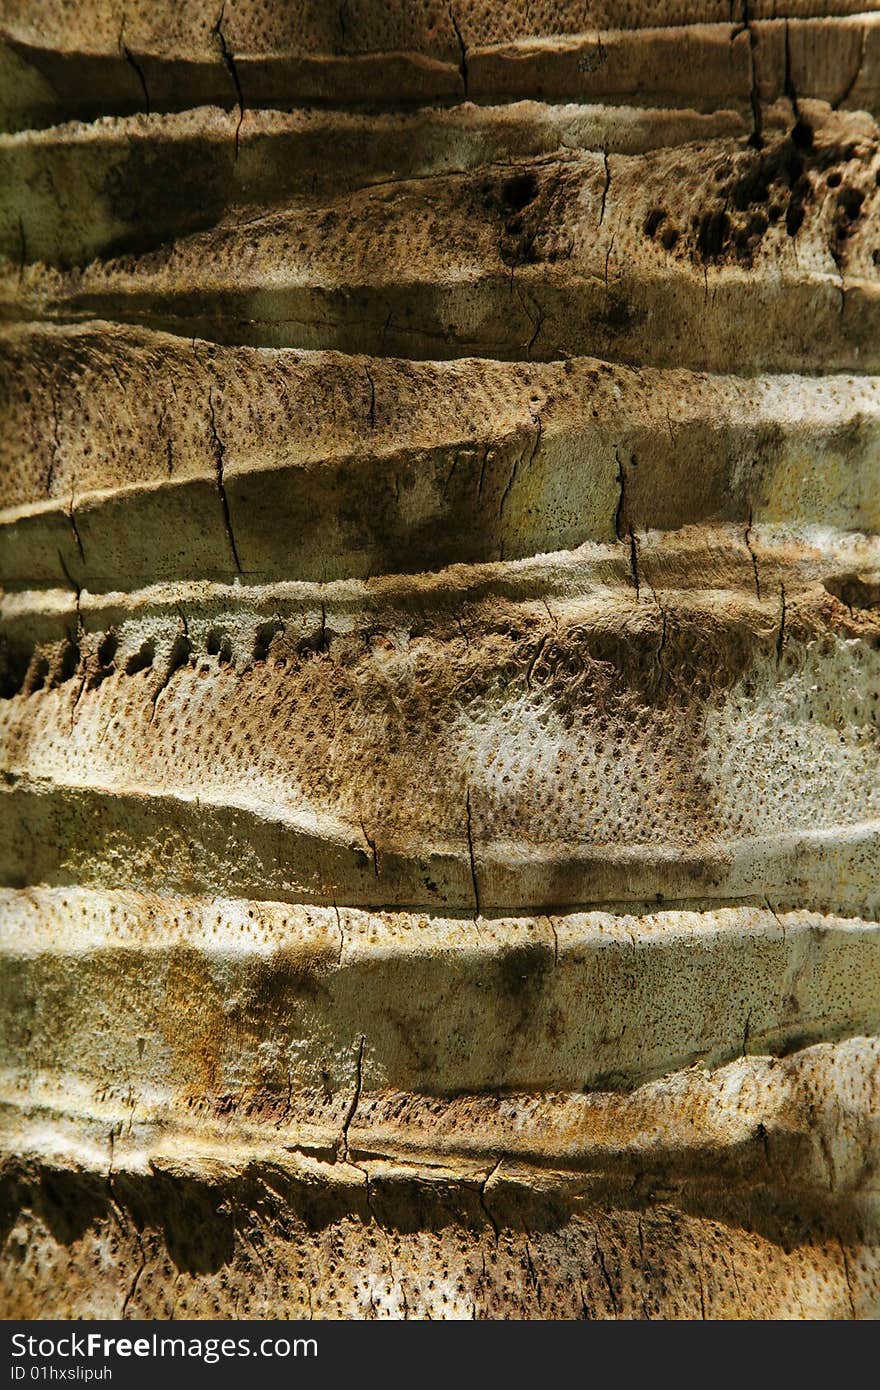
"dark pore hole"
838,185,864,220
791,120,814,150
55,638,79,685
97,631,118,667
207,629,233,664
501,172,538,212
0,640,33,699
253,620,283,663
24,651,50,695
125,640,155,676
697,208,730,260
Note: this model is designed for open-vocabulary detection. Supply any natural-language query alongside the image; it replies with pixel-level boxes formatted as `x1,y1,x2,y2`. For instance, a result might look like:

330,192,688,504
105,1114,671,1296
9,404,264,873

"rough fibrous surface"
1,0,879,1319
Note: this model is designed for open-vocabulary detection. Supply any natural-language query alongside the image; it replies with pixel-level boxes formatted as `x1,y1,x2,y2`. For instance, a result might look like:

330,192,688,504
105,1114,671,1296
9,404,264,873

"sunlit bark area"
1,1,879,1318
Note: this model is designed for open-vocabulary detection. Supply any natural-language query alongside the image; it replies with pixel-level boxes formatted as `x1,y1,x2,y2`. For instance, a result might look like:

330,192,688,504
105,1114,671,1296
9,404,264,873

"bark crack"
738,2,763,148
599,151,611,226
526,632,551,689
341,1035,365,1159
67,504,85,566
833,25,867,110
213,3,245,157
614,447,640,597
764,895,786,941
477,442,490,498
479,1160,501,1238
524,1239,543,1309
449,7,469,99
332,902,345,965
150,622,192,722
500,409,542,556
649,584,668,674
16,215,26,282
595,1235,619,1316
109,1132,146,1320
365,367,376,428
464,786,481,918
776,582,786,661
208,388,242,574
783,19,800,121
744,506,761,599
543,913,559,965
119,23,150,114
45,383,62,496
838,1238,857,1319
359,817,379,876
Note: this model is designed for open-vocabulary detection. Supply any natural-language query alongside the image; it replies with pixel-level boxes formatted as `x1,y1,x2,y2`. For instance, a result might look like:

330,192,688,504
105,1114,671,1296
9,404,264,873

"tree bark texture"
1,0,879,1319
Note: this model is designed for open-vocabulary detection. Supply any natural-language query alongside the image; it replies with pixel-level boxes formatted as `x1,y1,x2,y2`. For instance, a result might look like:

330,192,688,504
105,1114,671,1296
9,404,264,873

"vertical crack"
599,150,611,226
649,584,668,675
595,1235,619,1316
465,786,481,918
783,19,799,120
696,1240,708,1319
477,442,490,498
838,1238,857,1319
121,1241,147,1320
16,215,26,283
604,233,615,288
627,532,640,599
109,1132,146,1320
58,551,82,614
614,444,626,541
524,1240,543,1309
776,582,786,661
525,305,545,357
449,7,469,99
341,1035,365,1160
614,446,640,597
739,2,763,148
119,23,150,114
208,387,242,574
442,449,460,498
764,895,786,941
45,382,62,496
744,506,761,600
833,24,867,110
150,623,191,722
500,411,541,556
68,502,85,566
365,368,376,429
479,1160,501,1237
359,816,379,876
332,902,345,965
543,913,559,966
58,551,86,728
213,3,245,157
526,633,551,689
498,454,520,545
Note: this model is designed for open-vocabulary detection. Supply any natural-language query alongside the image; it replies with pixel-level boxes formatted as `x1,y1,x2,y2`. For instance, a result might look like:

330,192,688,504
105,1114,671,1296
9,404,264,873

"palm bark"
1,0,879,1318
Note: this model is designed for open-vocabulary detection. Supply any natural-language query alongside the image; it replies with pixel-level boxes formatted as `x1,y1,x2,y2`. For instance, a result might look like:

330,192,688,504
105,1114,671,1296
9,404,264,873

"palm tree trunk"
1,1,879,1318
